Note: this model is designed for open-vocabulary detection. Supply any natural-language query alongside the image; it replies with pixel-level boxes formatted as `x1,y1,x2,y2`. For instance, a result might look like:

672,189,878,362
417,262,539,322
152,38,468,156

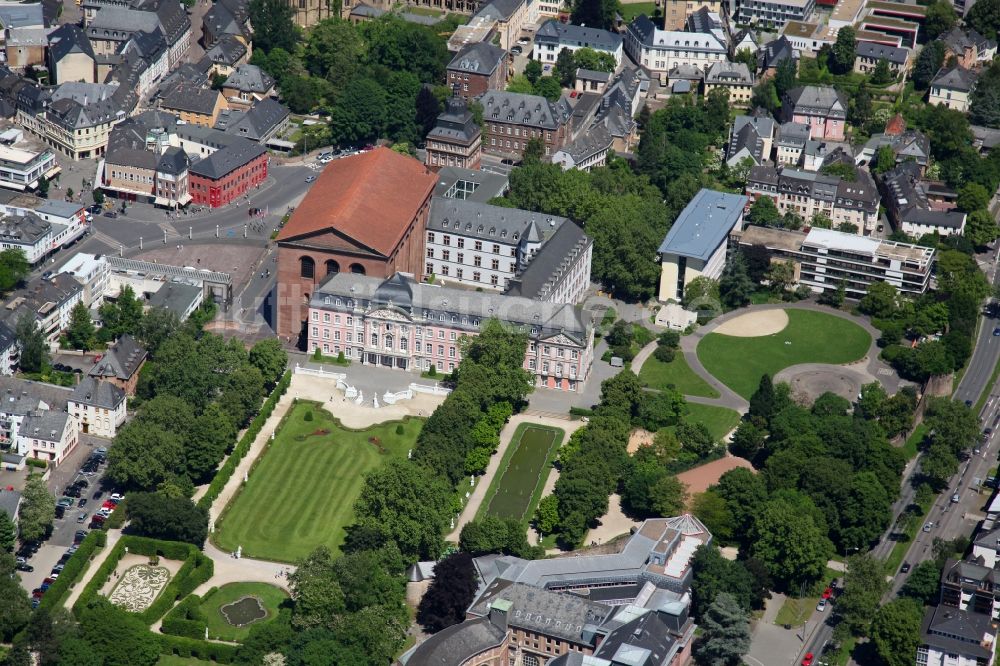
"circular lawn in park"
697,309,871,399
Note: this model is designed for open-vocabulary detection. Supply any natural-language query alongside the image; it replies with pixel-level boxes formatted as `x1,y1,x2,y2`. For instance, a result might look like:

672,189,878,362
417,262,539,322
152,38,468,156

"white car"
816,598,827,612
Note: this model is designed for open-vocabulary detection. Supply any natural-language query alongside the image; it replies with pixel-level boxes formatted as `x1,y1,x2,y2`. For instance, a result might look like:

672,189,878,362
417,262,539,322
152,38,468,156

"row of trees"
106,333,287,494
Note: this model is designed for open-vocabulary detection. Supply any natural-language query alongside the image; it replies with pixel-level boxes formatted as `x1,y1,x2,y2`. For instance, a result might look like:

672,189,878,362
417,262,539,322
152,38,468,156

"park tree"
957,183,991,213
682,276,720,309
835,553,889,635
18,475,54,543
0,555,31,641
533,76,562,102
249,0,298,52
99,285,144,341
523,137,546,163
924,397,980,456
534,495,560,534
249,338,288,387
831,26,857,74
923,0,956,40
838,472,892,551
858,281,898,318
750,497,833,590
106,422,184,491
913,41,946,89
871,58,893,84
715,468,768,546
691,491,733,544
967,0,1000,39
900,561,942,604
765,260,795,294
871,598,923,666
729,420,766,461
749,374,780,422
459,516,539,558
690,545,754,617
573,47,616,73
417,552,478,632
524,58,542,84
65,302,96,351
125,491,208,546
965,209,1000,248
719,252,754,309
15,313,47,373
77,598,161,666
0,512,14,552
288,547,347,630
347,460,453,561
554,48,576,87
637,388,685,431
692,592,751,666
570,0,619,30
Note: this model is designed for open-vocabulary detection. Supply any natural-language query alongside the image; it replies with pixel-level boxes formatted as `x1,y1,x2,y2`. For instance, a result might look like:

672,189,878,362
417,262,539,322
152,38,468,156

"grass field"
158,657,214,666
214,402,422,562
697,309,871,399
901,424,929,461
199,582,289,641
638,353,720,398
479,424,564,522
683,403,741,441
619,1,656,19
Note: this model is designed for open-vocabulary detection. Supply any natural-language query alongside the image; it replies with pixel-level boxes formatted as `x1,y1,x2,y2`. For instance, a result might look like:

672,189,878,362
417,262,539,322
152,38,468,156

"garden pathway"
446,414,585,542
63,529,123,610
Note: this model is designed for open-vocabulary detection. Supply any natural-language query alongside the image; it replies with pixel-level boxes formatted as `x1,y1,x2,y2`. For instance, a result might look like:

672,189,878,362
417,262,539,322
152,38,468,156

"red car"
821,587,833,600
802,654,814,666
102,501,116,511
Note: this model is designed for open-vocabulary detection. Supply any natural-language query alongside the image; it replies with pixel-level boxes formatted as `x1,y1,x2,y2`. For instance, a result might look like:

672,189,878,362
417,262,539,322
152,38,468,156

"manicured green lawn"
157,657,215,666
214,402,422,562
619,2,656,20
638,353,720,398
901,424,928,461
774,595,817,627
683,403,741,441
697,309,871,399
199,582,289,642
480,424,564,522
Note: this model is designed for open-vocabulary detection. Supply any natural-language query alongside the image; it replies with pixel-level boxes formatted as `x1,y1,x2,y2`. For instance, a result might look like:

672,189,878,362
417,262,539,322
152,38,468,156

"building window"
299,256,315,279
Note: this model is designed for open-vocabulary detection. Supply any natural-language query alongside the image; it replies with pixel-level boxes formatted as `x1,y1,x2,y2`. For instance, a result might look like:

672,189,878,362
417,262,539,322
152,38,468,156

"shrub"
395,424,405,435
39,530,105,610
569,407,594,417
428,365,437,377
653,345,676,363
161,594,208,639
337,351,345,362
312,347,321,360
158,634,236,663
304,411,313,422
25,458,46,469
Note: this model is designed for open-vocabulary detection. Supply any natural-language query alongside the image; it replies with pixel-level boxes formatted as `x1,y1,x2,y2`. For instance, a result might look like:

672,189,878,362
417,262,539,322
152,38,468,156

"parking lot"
17,436,116,598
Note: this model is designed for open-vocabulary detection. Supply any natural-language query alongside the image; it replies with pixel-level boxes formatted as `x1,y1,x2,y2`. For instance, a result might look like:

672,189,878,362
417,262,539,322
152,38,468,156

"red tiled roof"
885,113,906,136
277,147,437,257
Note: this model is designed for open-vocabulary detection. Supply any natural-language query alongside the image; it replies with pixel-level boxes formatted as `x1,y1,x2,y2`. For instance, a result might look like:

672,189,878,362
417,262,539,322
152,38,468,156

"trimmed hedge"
74,536,213,624
161,592,209,640
38,530,106,610
158,634,236,664
198,370,291,510
25,458,47,469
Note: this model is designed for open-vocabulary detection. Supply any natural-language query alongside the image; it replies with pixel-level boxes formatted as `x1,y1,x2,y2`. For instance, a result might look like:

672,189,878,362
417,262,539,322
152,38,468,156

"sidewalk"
64,529,122,610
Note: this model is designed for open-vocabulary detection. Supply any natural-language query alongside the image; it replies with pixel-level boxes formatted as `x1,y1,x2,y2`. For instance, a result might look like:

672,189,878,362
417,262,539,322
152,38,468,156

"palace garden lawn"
478,423,564,523
214,401,422,562
697,309,871,399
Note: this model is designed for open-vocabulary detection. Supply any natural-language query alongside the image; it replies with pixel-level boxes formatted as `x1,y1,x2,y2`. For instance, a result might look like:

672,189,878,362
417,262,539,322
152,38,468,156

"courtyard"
213,401,423,562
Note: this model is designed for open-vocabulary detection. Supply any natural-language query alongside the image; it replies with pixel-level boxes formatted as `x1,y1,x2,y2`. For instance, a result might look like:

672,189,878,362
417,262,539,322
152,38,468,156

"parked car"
40,271,53,281
802,653,814,666
54,505,65,519
103,211,118,219
900,562,911,574
31,589,43,599
510,45,522,55
305,175,317,183
16,562,33,572
923,522,934,532
92,490,103,500
73,531,87,544
77,513,88,523
77,498,87,509
952,493,961,503
51,565,63,575
57,497,74,508
816,598,827,612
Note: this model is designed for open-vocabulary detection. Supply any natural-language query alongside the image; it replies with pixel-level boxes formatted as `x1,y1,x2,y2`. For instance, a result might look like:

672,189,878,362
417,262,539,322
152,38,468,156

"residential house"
48,23,97,83
574,69,610,94
477,91,572,159
187,135,267,207
551,123,613,172
5,27,53,71
88,333,146,395
60,252,110,308
658,189,747,302
0,212,55,265
624,15,727,84
275,147,437,339
425,197,592,302
0,323,15,376
775,121,810,165
201,0,251,52
84,0,191,67
68,376,125,438
204,34,248,77
591,65,647,152
760,35,799,77
746,164,880,233
877,161,966,238
533,20,624,68
929,65,977,112
117,27,170,100
856,129,930,173
219,64,274,112
781,85,848,140
0,489,19,521
732,225,935,296
972,125,1000,155
101,112,191,207
159,82,227,127
17,409,76,464
216,98,289,145
446,42,507,100
737,0,814,29
0,377,72,446
919,605,997,666
4,274,84,344
939,26,997,68
726,113,775,167
0,135,58,192
853,40,908,76
663,0,723,28
469,0,533,51
703,60,753,104
425,96,482,171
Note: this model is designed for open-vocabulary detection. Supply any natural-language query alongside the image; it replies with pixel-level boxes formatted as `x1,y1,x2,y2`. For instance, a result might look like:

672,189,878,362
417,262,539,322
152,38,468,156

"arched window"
300,256,315,279
350,263,365,275
325,260,340,275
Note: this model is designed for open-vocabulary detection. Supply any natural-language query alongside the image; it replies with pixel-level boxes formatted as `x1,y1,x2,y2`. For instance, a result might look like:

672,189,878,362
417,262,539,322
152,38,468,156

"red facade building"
188,138,268,208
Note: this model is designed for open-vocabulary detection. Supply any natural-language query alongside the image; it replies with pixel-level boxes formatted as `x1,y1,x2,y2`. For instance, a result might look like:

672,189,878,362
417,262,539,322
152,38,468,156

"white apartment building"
16,409,77,464
0,139,59,192
624,15,727,83
60,252,110,308
737,0,815,29
533,20,624,68
68,377,126,438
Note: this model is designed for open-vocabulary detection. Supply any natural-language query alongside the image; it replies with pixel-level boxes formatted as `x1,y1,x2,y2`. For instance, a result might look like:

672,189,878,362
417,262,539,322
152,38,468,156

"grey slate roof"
147,281,201,316
0,2,44,28
879,161,965,229
558,122,612,163
470,582,611,643
705,60,753,85
0,489,19,519
87,6,159,39
506,219,592,301
762,35,797,69
223,64,274,94
429,196,566,242
785,85,847,118
69,376,125,410
477,91,571,131
89,333,146,381
576,68,611,83
939,26,996,57
188,136,266,179
426,96,480,146
313,272,591,344
447,41,506,76
658,189,748,260
0,212,50,245
160,81,221,115
48,24,95,63
473,0,523,22
403,617,506,666
221,98,288,142
931,65,977,92
0,376,71,414
535,19,622,52
855,40,907,65
205,33,246,67
20,410,70,441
